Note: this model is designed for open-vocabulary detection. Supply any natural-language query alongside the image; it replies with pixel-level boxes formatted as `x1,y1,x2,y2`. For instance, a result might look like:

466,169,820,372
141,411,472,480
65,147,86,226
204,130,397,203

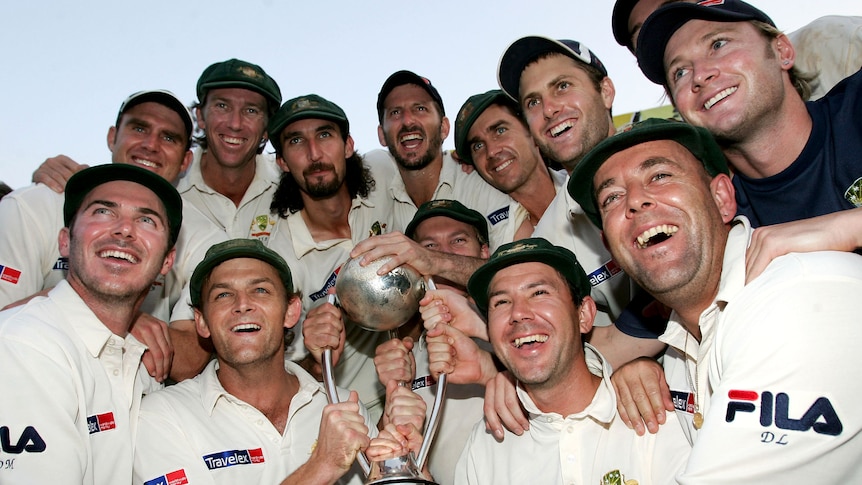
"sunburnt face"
60,180,175,304
412,216,488,259
487,262,593,392
518,54,614,172
195,257,300,368
108,101,192,184
467,104,544,194
378,84,449,171
275,118,354,199
197,88,269,170
663,20,792,143
593,140,734,301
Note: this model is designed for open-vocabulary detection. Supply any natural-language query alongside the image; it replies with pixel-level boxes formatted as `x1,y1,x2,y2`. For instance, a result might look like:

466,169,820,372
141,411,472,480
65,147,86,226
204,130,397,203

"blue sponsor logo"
309,272,339,302
487,207,509,226
53,257,69,271
203,448,264,470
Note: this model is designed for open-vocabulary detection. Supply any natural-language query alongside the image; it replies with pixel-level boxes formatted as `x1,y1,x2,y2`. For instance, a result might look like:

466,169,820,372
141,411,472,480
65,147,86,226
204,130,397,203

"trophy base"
366,478,437,485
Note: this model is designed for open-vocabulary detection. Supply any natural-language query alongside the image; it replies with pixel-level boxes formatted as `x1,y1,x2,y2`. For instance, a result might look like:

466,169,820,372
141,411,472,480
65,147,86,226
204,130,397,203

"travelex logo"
52,257,69,271
487,206,509,226
144,469,189,485
412,375,436,392
0,265,22,285
671,390,696,415
203,448,265,470
587,259,623,287
86,412,116,435
309,269,340,302
725,389,842,436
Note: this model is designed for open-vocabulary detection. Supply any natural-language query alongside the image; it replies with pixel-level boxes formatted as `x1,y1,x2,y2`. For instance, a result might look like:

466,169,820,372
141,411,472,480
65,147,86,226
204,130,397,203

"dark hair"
115,110,193,152
523,51,612,116
270,151,376,217
0,181,12,200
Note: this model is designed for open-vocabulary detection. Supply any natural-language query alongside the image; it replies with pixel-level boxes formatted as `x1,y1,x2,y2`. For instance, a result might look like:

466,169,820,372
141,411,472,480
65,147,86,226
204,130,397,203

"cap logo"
697,0,725,6
238,66,263,79
428,200,455,209
496,242,537,258
292,97,319,111
457,100,476,126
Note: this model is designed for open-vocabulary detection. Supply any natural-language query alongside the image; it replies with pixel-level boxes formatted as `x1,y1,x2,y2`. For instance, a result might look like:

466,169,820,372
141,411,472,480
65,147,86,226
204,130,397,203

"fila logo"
144,469,189,485
725,390,843,436
203,448,265,470
0,426,46,454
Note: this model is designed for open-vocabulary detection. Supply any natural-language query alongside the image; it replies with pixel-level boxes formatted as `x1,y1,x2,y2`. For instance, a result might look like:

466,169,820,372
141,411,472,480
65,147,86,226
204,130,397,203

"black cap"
405,199,489,244
468,238,591,314
117,90,193,141
64,164,183,247
612,0,642,50
567,118,730,229
498,36,608,101
377,70,445,123
637,0,775,85
267,94,350,155
190,238,294,307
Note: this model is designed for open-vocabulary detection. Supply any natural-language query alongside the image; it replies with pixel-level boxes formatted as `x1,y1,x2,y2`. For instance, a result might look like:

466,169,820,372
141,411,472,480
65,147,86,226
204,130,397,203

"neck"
68,279,144,337
200,150,257,207
217,356,298,432
510,168,557,223
300,187,353,241
720,94,811,179
525,355,601,417
397,156,443,207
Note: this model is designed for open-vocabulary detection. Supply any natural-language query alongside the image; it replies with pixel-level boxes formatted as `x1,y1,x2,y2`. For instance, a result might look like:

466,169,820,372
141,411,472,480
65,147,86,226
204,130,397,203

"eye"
94,207,112,216
388,108,400,118
651,172,672,182
671,66,690,84
711,39,728,51
139,215,157,226
557,80,571,91
525,98,540,110
288,136,303,145
416,105,427,112
254,287,270,294
214,291,231,300
245,107,261,116
599,191,622,210
452,237,467,245
490,297,510,308
470,141,484,153
318,131,333,139
162,134,177,143
422,242,438,250
215,102,228,110
132,126,146,133
495,126,508,136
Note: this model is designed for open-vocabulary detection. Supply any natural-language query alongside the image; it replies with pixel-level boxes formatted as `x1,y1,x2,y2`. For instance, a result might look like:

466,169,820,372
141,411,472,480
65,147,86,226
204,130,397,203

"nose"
307,138,323,162
509,295,532,324
543,97,561,120
112,215,136,239
226,107,243,130
691,59,719,91
140,130,160,152
232,291,253,314
625,183,655,218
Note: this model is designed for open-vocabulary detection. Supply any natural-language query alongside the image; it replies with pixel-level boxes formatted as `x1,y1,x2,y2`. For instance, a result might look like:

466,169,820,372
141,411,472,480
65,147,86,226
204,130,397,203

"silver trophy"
323,255,446,485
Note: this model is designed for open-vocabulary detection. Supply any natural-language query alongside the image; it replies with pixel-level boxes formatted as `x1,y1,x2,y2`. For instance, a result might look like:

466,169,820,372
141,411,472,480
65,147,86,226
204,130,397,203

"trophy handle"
323,294,371,475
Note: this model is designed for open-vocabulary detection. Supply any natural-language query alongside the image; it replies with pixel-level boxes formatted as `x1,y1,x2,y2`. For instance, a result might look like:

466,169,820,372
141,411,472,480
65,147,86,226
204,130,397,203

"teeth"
636,224,679,249
233,324,261,333
99,250,137,263
134,158,157,168
514,334,548,348
550,120,574,137
400,133,422,143
222,136,244,145
494,160,513,172
704,87,737,110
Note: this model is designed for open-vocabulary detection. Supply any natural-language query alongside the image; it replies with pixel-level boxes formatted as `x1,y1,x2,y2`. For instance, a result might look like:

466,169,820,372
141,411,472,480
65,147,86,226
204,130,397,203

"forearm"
167,320,212,381
428,253,485,287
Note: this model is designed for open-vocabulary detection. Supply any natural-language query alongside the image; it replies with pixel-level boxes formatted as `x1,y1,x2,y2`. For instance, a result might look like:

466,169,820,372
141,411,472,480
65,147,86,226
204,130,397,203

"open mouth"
636,224,679,249
513,334,549,348
221,135,246,146
131,157,158,169
99,250,138,264
494,159,514,173
704,86,737,110
232,323,261,333
399,133,424,149
549,120,574,138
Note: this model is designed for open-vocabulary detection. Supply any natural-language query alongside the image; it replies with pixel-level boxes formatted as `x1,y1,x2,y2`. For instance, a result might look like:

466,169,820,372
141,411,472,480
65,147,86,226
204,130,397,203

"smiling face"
467,103,544,194
60,180,175,305
197,88,269,170
108,101,193,184
195,257,301,368
518,54,615,172
275,118,354,199
487,261,594,392
663,20,793,143
593,140,735,308
378,84,449,171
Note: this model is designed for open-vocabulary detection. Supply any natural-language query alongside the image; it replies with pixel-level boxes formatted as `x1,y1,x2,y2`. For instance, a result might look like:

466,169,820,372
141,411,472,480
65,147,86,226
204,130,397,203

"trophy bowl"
335,255,426,332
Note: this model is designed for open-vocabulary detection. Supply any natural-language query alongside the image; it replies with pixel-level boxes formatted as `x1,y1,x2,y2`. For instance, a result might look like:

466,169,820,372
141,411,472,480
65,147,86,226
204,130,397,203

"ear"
283,296,303,330
106,126,118,152
440,116,451,141
577,296,598,335
773,33,796,70
479,244,490,260
195,106,206,131
194,308,211,339
275,155,290,173
58,227,71,258
599,77,616,111
344,134,356,159
159,248,176,277
710,173,737,224
377,125,388,147
180,150,193,174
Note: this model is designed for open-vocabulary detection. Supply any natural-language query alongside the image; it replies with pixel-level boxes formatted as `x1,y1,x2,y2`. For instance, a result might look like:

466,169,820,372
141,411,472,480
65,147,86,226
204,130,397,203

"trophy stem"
323,346,371,475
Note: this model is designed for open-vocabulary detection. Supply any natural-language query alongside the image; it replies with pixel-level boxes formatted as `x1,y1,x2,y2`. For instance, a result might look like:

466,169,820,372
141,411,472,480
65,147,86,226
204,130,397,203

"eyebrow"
594,156,682,196
666,26,736,69
284,121,338,140
84,199,166,225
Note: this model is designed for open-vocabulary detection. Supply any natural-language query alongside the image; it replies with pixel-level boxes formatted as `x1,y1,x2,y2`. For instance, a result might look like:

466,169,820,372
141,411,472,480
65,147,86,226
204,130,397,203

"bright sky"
1,0,858,190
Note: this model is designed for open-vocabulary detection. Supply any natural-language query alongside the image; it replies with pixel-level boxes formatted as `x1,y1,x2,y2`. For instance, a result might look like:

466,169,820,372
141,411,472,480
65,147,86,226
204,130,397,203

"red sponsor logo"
698,0,725,6
248,448,265,464
97,412,116,432
0,265,22,284
166,469,189,485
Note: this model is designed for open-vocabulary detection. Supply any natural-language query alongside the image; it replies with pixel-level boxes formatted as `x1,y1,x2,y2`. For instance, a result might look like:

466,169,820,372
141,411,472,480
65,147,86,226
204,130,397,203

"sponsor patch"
587,259,623,287
144,469,189,485
671,390,697,415
725,389,842,436
0,265,22,285
486,206,509,226
698,0,725,6
845,177,862,207
411,375,436,391
52,257,69,271
309,269,340,302
86,412,116,434
203,448,265,470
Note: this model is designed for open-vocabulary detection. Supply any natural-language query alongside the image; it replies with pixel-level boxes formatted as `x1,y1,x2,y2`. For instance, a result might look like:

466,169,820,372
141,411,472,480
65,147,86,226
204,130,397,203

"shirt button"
567,426,574,433
113,369,120,376
257,419,264,426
